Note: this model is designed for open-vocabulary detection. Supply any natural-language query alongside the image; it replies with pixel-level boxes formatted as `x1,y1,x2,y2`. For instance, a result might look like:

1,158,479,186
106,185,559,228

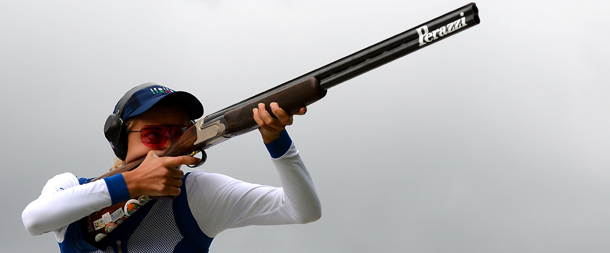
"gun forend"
193,77,326,150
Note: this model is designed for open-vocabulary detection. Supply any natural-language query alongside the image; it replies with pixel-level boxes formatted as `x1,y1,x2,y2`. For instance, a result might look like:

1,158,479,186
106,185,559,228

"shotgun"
82,2,480,244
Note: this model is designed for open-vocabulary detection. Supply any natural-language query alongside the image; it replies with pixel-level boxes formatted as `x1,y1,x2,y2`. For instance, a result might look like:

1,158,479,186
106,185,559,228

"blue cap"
114,83,204,121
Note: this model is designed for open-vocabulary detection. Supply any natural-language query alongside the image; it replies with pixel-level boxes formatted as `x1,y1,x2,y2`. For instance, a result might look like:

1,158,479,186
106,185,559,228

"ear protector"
104,83,158,160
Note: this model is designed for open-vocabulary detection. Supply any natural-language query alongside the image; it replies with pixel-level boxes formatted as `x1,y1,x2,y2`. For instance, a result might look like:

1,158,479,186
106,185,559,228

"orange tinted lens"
140,126,169,148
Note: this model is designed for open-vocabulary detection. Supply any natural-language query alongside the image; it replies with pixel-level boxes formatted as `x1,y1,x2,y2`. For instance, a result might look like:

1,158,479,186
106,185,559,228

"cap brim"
128,91,204,120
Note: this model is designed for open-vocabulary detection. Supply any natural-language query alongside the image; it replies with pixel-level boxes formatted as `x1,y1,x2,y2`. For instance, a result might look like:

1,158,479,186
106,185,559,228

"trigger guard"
187,150,207,168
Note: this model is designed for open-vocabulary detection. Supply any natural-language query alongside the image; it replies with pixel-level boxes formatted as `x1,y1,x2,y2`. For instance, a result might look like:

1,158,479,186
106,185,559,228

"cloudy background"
2,0,609,252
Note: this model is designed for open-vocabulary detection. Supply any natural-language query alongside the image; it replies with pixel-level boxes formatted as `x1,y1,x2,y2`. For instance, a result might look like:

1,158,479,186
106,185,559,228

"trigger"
187,150,207,168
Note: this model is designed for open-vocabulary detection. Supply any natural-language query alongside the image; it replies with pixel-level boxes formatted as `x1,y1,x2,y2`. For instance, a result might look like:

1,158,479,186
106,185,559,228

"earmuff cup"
104,114,128,160
104,83,158,161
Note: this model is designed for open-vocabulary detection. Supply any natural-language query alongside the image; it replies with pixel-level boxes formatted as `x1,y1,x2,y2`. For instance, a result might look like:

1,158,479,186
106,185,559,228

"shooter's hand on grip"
122,150,201,198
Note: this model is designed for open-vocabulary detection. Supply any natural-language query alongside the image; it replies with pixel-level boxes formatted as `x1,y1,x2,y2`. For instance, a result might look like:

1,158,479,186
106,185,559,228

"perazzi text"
417,12,467,46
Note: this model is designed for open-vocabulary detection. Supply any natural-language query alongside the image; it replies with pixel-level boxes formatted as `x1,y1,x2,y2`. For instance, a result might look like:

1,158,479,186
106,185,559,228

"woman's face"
124,105,189,163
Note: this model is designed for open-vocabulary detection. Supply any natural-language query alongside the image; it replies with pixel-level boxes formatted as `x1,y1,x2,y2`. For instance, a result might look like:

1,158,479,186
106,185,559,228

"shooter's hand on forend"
253,102,307,144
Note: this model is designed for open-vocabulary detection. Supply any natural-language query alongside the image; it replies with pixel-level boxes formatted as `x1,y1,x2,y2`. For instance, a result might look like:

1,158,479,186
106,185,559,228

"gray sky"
2,0,609,252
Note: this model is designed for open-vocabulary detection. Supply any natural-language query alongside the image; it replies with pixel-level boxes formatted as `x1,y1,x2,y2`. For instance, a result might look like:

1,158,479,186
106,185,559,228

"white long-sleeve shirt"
22,131,321,252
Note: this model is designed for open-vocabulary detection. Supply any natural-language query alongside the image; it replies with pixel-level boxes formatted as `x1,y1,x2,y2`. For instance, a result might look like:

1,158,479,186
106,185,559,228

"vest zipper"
116,240,123,253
